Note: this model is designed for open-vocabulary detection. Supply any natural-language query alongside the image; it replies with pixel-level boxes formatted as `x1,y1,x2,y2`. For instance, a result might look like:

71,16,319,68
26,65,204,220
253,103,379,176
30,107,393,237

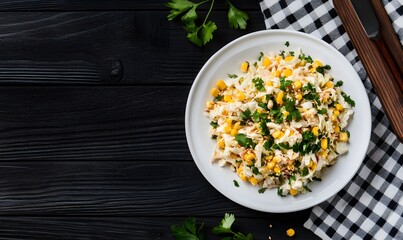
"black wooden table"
0,1,321,239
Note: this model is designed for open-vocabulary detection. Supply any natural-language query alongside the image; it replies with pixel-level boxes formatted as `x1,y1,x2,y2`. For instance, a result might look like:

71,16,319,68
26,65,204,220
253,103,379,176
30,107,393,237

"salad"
205,45,355,196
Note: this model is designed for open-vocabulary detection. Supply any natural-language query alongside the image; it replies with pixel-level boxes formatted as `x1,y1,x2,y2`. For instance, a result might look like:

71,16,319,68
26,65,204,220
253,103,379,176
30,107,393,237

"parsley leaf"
316,64,331,75
258,52,264,61
212,213,254,240
277,188,285,197
301,166,309,176
166,0,218,47
235,133,256,149
298,53,313,63
227,1,249,29
252,77,265,91
280,77,293,91
240,109,251,121
317,108,327,114
285,41,290,47
171,217,205,240
259,120,270,136
263,138,274,150
227,73,238,78
258,188,267,193
210,121,218,128
212,213,235,235
233,180,239,187
341,92,356,107
335,80,343,87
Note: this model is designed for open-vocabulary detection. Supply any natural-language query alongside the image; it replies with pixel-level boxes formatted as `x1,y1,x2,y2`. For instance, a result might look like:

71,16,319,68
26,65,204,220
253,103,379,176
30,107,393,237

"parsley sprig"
171,214,254,240
166,0,249,46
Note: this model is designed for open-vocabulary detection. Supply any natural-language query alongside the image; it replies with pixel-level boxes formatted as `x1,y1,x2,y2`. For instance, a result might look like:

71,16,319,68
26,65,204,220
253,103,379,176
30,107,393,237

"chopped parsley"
210,121,218,128
235,133,256,149
263,138,274,150
277,188,286,197
258,188,267,194
227,73,238,78
341,92,356,107
280,77,293,91
298,53,313,63
252,167,260,175
335,80,343,87
213,95,223,102
258,51,264,61
240,109,251,121
317,108,327,114
285,41,290,47
233,180,239,187
252,77,265,91
301,166,309,176
316,64,331,75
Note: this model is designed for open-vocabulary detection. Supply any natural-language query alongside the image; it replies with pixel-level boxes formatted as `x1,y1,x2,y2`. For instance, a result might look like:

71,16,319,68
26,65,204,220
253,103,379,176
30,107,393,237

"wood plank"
0,86,191,160
0,160,315,219
0,0,260,11
0,216,320,239
0,11,265,85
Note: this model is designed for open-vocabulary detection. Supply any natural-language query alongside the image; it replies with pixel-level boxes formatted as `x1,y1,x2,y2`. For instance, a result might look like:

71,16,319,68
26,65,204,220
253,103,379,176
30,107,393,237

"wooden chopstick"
334,0,403,142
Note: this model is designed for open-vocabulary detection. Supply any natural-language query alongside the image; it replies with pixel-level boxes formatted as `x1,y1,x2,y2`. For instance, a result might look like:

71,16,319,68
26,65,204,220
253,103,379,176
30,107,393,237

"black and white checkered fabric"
382,0,403,45
259,0,403,239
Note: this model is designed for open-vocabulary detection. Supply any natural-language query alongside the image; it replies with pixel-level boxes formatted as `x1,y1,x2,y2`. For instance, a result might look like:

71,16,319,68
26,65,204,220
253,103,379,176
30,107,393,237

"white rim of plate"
185,29,371,213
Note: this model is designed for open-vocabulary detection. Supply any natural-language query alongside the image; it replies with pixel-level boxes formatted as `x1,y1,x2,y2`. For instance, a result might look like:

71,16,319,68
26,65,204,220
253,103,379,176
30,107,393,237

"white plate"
185,30,371,213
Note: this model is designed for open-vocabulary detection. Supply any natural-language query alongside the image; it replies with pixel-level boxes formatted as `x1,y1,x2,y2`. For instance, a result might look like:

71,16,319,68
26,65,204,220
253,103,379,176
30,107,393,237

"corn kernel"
312,126,319,136
225,118,233,125
290,189,298,196
290,130,295,136
310,163,317,171
273,70,281,77
233,122,241,130
308,160,314,168
312,60,322,68
218,138,225,149
333,110,340,117
236,91,245,101
237,165,243,174
272,130,283,139
222,109,228,115
340,132,349,142
322,95,329,103
267,81,273,86
239,77,244,84
286,228,295,237
295,93,303,101
272,156,280,163
276,56,282,63
321,138,328,150
283,68,293,77
276,91,284,105
238,172,247,181
224,125,232,134
285,56,294,62
263,56,271,67
309,67,317,73
274,167,281,174
216,79,227,91
230,128,238,136
240,61,249,73
248,177,258,185
293,80,302,90
299,59,307,66
331,115,338,121
334,125,340,133
210,88,219,97
244,152,255,163
266,161,275,170
325,81,334,88
283,110,290,118
223,95,232,102
319,150,328,158
264,155,273,161
206,101,214,109
335,103,344,111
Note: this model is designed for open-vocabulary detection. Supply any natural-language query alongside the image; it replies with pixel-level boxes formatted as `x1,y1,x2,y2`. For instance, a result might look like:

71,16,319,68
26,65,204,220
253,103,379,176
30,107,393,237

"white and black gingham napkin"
259,0,403,239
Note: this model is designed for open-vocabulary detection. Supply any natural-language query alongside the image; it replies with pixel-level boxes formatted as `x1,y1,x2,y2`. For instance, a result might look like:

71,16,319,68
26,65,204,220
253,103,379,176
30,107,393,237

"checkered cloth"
382,0,403,45
259,0,403,239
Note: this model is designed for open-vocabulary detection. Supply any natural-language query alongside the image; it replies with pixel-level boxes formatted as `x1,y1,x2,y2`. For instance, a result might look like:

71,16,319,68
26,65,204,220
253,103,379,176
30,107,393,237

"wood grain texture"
0,11,264,85
0,216,319,239
0,86,191,160
0,0,259,11
0,160,316,218
334,0,403,141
